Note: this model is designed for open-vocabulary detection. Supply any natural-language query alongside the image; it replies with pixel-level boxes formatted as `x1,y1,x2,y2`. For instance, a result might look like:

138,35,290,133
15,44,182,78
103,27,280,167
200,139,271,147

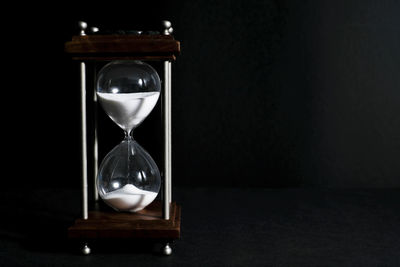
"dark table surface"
0,187,399,266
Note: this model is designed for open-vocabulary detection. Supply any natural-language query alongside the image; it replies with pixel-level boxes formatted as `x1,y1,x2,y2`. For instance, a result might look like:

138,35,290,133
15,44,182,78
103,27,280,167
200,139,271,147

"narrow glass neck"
124,130,134,141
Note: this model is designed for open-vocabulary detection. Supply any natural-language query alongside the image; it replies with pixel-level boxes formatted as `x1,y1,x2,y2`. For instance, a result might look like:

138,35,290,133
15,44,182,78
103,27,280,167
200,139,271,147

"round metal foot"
162,243,172,256
81,243,91,255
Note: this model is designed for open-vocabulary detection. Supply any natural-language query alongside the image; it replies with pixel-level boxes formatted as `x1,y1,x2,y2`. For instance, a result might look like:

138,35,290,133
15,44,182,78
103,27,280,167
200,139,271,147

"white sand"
97,91,160,132
102,184,158,212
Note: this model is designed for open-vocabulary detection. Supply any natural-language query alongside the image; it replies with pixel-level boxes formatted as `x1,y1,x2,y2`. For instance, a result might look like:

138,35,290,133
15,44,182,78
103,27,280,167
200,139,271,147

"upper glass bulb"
97,60,161,133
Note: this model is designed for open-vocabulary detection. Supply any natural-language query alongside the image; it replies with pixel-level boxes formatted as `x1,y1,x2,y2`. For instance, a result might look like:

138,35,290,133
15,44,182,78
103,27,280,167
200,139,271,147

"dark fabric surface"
0,187,399,266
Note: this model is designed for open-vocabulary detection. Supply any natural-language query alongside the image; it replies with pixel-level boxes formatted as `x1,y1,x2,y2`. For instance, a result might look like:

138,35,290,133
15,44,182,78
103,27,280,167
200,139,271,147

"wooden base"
68,201,180,240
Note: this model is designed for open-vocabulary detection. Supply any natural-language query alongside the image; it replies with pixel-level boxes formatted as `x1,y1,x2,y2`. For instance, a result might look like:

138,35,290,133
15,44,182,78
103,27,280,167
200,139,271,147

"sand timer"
65,21,180,256
96,60,161,212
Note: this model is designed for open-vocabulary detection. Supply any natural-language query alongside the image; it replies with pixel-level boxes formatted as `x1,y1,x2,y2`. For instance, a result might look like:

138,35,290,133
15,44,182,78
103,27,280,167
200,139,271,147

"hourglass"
65,21,180,256
96,60,161,212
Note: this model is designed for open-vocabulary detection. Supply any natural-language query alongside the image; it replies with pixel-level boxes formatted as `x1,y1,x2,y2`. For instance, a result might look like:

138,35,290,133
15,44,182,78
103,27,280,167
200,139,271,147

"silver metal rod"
93,80,99,202
167,62,172,204
162,61,170,220
80,62,88,219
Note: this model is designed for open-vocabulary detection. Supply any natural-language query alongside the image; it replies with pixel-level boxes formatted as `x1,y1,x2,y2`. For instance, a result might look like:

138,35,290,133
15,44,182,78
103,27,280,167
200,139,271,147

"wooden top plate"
65,35,180,61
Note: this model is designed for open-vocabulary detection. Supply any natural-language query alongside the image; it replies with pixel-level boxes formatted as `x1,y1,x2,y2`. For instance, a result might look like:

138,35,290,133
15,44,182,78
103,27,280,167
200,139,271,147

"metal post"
162,60,170,220
167,61,172,204
78,21,88,219
80,61,88,220
161,20,174,220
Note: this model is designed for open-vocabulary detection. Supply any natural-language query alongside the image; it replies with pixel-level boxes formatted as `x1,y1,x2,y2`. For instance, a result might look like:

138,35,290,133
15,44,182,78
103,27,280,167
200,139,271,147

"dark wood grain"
68,201,181,239
65,35,180,61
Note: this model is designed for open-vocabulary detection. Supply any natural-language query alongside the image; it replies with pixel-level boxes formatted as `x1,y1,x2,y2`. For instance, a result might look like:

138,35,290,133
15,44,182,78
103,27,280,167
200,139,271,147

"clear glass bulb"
96,60,161,212
97,60,161,133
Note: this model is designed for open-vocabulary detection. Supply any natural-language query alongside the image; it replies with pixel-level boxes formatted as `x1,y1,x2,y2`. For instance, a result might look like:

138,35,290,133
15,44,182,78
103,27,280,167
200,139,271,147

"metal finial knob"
162,20,172,28
162,243,172,255
162,20,173,35
90,27,99,34
78,21,87,36
81,243,91,255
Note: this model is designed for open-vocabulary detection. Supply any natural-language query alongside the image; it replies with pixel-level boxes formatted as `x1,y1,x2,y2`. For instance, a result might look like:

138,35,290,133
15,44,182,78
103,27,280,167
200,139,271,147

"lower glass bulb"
97,136,161,212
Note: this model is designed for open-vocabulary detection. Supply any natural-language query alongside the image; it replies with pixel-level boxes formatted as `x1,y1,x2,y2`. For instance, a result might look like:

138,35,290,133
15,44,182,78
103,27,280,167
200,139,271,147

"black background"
7,0,400,189
2,1,400,266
